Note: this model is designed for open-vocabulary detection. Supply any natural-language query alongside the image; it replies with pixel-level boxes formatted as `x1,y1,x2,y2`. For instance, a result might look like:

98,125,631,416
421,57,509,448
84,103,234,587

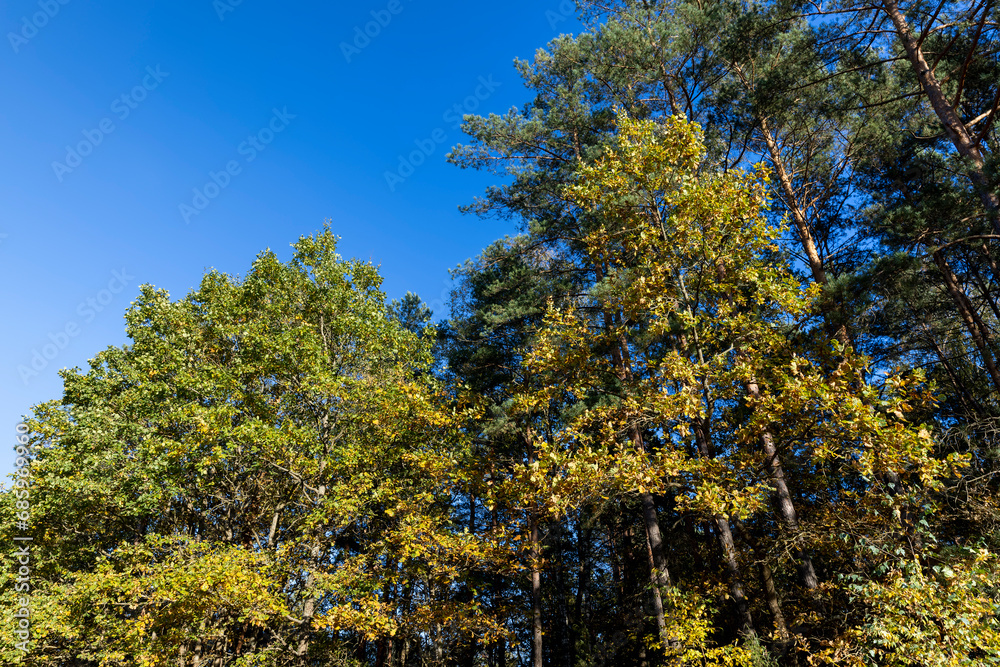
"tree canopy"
4,0,1000,665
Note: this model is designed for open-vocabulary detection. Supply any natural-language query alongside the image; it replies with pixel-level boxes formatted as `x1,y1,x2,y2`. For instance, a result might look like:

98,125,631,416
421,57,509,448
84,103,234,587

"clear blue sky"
0,0,581,475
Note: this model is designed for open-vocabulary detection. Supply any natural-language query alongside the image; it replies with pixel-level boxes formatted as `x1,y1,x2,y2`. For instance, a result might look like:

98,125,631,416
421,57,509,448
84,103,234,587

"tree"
0,229,510,666
517,110,969,660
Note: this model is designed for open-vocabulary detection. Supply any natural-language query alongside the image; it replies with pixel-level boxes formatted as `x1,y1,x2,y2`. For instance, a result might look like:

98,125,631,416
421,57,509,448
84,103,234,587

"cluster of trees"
3,0,1000,664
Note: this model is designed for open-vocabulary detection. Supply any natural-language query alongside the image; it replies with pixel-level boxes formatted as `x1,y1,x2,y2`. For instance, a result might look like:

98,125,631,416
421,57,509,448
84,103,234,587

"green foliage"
5,0,1000,664
1,228,508,665
830,548,1000,666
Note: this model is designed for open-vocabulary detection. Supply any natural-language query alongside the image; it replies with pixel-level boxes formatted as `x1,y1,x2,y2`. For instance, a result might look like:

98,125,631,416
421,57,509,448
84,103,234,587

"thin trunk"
693,417,754,635
192,619,206,667
643,529,660,665
267,503,284,549
433,624,444,665
575,515,592,658
759,118,829,287
759,116,851,347
641,493,670,643
734,517,791,642
400,638,412,667
924,322,985,417
717,255,820,593
297,409,332,662
396,580,414,667
759,560,791,643
595,260,673,641
375,563,396,667
525,426,544,667
531,516,543,667
556,551,572,667
714,516,755,636
934,250,1000,392
746,377,821,591
491,506,506,667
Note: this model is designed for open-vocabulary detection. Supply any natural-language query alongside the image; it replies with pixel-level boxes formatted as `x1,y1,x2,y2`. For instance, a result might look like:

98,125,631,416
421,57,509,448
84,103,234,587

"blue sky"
0,0,581,475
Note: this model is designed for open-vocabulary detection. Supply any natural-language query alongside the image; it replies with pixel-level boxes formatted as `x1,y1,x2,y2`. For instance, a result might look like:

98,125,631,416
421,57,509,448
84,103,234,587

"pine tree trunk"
881,0,1000,232
934,250,1000,393
758,119,829,287
758,116,851,348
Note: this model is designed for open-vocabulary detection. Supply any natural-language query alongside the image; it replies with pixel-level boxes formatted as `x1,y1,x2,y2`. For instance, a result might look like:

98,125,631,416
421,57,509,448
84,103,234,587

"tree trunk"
734,517,790,642
574,515,592,660
693,417,754,635
433,624,445,665
714,515,755,636
922,321,985,417
295,514,324,663
759,559,791,642
596,261,674,641
759,116,851,348
531,515,544,667
745,378,821,591
934,250,1000,393
525,426,545,667
881,0,1000,232
759,118,829,287
641,491,671,643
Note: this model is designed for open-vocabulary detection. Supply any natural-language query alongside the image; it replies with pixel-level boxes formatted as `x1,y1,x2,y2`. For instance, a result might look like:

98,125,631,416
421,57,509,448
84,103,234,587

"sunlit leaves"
0,227,506,664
